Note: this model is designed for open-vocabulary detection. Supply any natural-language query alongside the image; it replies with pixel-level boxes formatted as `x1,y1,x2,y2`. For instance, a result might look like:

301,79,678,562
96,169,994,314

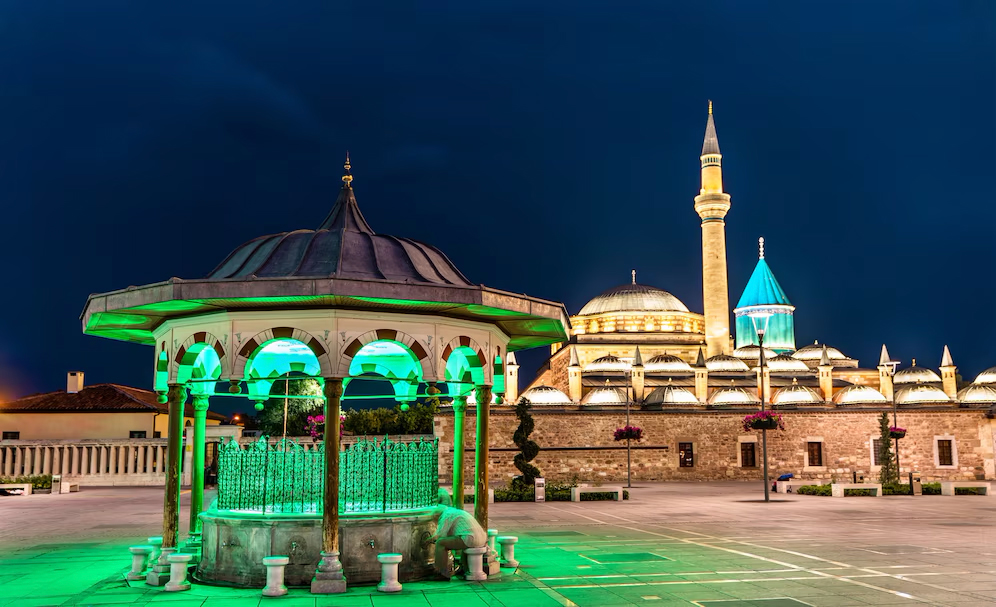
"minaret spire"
342,151,353,187
631,269,636,284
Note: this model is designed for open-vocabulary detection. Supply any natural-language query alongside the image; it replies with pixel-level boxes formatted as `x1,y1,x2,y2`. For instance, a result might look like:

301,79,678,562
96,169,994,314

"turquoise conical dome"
733,239,796,353
736,258,791,308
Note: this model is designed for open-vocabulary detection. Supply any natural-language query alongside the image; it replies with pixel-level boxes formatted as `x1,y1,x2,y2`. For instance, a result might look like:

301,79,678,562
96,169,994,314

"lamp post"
881,360,900,484
748,311,772,502
626,374,632,489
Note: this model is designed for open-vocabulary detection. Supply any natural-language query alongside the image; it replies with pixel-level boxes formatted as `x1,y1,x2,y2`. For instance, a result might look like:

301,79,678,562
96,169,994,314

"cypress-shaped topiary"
512,397,541,488
877,412,898,485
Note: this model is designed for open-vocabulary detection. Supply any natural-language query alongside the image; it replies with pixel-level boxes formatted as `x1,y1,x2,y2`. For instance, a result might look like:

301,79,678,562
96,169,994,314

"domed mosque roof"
519,385,573,405
644,380,700,407
578,274,689,316
644,354,694,373
772,378,824,406
708,383,761,406
895,383,951,405
208,155,471,285
705,355,750,372
585,355,631,372
958,384,996,404
975,367,996,384
766,354,810,373
832,384,888,405
894,361,942,385
792,341,847,361
581,386,629,406
732,344,778,361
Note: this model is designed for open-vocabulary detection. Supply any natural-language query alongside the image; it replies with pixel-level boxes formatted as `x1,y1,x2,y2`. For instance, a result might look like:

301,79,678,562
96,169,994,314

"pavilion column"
474,385,492,530
148,383,187,586
188,395,210,535
312,377,346,594
451,395,469,507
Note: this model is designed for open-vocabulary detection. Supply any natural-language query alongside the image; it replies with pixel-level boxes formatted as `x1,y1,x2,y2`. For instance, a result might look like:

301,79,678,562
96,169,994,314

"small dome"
644,383,700,406
766,355,810,373
832,384,888,405
584,355,630,372
958,384,996,403
975,367,996,384
894,364,942,385
581,387,628,405
578,283,689,315
644,354,693,373
519,385,573,405
466,388,499,405
895,384,950,405
772,380,824,405
792,342,847,361
732,344,778,360
708,386,760,406
705,355,750,372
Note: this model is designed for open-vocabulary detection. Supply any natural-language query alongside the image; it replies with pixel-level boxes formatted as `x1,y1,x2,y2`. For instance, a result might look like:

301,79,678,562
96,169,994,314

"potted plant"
613,425,643,441
889,426,906,439
743,411,785,432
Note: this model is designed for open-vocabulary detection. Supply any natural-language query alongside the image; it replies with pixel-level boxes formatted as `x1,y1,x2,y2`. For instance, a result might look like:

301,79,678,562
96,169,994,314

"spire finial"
342,151,353,187
708,100,713,115
631,269,636,284
758,237,765,260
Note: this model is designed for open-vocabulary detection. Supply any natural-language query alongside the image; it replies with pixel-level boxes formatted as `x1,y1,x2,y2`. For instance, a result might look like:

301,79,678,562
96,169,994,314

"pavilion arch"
241,338,325,401
154,342,170,393
233,327,332,380
171,331,228,396
336,329,432,380
492,346,505,397
441,336,487,398
344,339,425,403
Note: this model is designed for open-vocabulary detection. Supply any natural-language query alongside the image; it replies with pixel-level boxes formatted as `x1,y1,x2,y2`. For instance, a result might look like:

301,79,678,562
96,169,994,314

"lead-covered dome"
708,385,761,406
519,385,573,405
894,364,942,385
832,384,887,405
958,384,996,403
581,387,628,405
644,382,700,406
792,342,847,361
772,379,824,406
207,160,472,286
732,345,778,361
644,354,693,373
578,283,689,315
705,355,750,372
895,384,950,405
766,354,810,373
974,367,996,384
585,355,630,372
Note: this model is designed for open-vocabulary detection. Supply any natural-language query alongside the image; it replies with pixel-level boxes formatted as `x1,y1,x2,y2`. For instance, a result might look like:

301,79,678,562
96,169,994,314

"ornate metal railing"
216,436,438,514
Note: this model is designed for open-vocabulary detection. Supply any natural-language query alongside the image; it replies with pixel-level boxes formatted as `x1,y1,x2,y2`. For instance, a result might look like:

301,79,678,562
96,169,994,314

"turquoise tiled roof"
736,259,791,308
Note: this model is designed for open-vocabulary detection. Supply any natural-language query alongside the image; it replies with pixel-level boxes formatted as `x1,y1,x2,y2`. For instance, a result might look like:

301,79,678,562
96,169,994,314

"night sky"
1,2,994,406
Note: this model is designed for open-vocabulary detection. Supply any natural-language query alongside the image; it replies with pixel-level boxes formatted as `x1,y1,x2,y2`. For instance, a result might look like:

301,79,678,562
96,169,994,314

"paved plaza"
1,482,995,606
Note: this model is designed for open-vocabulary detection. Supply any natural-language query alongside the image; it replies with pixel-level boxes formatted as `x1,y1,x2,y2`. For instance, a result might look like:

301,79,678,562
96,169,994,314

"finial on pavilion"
758,237,765,260
708,100,713,115
631,269,637,284
342,151,353,187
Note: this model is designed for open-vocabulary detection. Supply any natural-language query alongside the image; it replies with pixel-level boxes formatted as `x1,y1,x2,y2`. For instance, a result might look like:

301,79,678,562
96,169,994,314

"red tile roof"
0,384,228,421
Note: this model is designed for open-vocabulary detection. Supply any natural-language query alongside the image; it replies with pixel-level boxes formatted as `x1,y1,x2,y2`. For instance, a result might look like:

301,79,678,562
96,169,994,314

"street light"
748,310,773,502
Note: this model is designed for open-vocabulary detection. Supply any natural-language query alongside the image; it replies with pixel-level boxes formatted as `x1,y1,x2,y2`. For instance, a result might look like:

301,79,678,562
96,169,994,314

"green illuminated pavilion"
80,156,569,593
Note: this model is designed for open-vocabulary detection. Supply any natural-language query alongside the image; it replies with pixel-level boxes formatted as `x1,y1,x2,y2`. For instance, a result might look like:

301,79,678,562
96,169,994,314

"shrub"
795,484,831,496
493,477,629,502
342,397,439,436
0,474,52,490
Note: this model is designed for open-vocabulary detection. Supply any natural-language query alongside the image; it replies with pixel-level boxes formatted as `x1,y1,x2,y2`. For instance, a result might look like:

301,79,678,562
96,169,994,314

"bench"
59,482,79,494
0,483,33,496
570,486,623,502
940,481,990,496
776,480,814,494
831,483,882,497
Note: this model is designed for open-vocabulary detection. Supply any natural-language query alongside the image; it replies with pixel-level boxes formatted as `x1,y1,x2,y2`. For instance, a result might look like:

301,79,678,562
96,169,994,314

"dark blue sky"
1,1,994,402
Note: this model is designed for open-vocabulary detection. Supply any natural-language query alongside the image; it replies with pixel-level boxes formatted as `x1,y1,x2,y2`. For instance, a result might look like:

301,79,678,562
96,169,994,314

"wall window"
1,431,19,440
937,439,953,466
740,442,757,468
129,431,147,439
872,438,882,466
153,431,162,439
807,441,824,467
678,442,694,467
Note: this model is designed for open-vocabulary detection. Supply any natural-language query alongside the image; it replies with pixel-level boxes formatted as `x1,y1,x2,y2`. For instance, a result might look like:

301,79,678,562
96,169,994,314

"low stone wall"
434,408,995,484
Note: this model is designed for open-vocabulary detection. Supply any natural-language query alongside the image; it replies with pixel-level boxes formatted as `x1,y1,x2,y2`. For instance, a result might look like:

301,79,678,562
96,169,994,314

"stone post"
474,385,492,530
312,377,347,594
452,395,468,507
189,395,209,535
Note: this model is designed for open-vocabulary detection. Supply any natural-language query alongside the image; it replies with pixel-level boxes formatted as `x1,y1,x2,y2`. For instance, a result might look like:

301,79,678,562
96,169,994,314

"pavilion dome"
519,385,573,405
578,283,689,315
766,355,810,373
732,345,778,360
584,355,630,372
895,384,950,405
894,364,942,385
772,380,824,406
705,355,750,372
832,384,888,405
974,367,996,384
958,384,996,404
581,387,628,405
644,383,700,406
792,342,847,361
708,385,760,406
644,354,693,373
207,159,472,286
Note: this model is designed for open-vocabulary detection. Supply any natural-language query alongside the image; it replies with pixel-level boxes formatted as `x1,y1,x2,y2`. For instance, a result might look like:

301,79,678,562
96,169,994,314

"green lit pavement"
2,483,996,606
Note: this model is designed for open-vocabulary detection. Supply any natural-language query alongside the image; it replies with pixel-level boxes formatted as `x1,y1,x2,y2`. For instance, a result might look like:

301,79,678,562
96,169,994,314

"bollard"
127,546,153,581
261,556,290,597
376,553,404,592
463,547,488,581
146,536,163,569
497,536,519,568
164,553,193,592
146,547,175,586
487,529,498,554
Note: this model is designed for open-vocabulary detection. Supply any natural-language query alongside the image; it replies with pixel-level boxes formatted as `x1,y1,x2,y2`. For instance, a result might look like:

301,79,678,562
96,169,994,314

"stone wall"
434,407,995,485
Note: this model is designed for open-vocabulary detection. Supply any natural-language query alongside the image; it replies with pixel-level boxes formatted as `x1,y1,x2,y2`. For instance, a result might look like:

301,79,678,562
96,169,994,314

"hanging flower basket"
614,425,643,441
305,413,346,441
889,426,907,439
743,411,785,432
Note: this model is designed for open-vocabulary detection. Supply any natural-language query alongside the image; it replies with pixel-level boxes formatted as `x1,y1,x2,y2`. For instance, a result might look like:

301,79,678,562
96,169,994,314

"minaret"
693,347,709,402
818,345,834,401
877,344,897,401
631,346,645,403
694,101,732,357
567,346,582,403
940,345,958,399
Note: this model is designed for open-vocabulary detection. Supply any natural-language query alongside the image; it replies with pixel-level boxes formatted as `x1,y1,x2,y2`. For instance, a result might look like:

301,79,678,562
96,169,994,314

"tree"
877,412,898,485
256,377,324,437
512,397,541,489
